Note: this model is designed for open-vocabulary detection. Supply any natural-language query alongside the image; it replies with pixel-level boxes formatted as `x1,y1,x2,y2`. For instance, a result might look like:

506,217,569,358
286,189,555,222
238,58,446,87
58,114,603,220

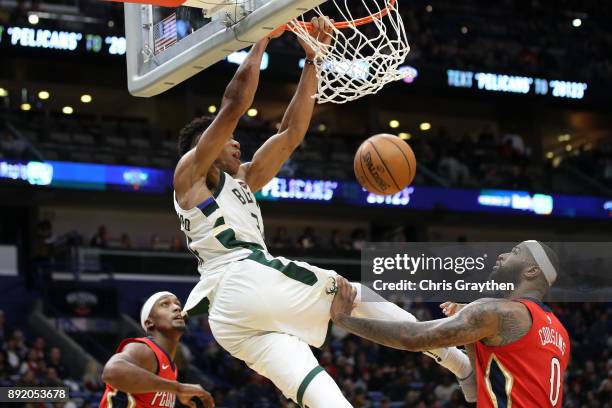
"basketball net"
286,0,413,104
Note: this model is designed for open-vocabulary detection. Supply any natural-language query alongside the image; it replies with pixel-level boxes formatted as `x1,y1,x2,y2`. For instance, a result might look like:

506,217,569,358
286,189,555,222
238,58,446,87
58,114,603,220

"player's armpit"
241,130,301,192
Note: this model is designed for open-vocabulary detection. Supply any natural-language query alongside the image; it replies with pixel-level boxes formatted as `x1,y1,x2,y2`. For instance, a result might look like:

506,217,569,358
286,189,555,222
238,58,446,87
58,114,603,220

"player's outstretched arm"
101,343,214,407
175,37,273,196
240,18,334,192
329,278,501,351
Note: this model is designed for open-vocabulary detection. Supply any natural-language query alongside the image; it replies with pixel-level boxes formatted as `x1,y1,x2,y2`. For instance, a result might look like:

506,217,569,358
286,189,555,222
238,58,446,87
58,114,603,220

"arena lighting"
399,65,418,84
565,144,572,152
108,20,115,28
227,51,268,70
460,26,468,34
398,132,411,140
420,122,432,131
478,190,553,215
62,106,73,115
317,123,327,132
546,152,554,159
28,14,39,25
0,88,8,97
38,91,50,100
80,94,92,103
425,4,433,12
207,105,217,114
389,120,400,128
247,108,258,117
558,134,571,142
20,103,31,111
0,161,53,185
572,18,582,28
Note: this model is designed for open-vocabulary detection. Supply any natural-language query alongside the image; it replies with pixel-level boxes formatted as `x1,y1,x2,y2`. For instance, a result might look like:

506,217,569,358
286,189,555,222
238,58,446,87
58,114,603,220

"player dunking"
173,18,473,407
100,292,214,408
330,240,570,407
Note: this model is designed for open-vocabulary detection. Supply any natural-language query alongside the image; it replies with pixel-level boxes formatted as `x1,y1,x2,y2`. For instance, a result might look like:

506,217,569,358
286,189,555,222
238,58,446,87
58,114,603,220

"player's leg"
348,282,472,380
209,324,351,408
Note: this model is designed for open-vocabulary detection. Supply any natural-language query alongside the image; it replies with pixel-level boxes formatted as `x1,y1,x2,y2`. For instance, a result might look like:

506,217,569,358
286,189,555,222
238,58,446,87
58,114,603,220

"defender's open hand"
440,301,466,317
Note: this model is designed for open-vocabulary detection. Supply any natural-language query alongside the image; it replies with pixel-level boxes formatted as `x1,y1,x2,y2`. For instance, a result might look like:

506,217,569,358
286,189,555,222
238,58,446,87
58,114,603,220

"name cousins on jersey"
539,326,568,356
372,279,515,293
150,391,176,407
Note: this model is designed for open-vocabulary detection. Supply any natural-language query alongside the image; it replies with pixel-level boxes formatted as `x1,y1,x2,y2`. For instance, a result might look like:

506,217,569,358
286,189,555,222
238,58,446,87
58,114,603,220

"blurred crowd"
34,219,374,256
0,310,99,407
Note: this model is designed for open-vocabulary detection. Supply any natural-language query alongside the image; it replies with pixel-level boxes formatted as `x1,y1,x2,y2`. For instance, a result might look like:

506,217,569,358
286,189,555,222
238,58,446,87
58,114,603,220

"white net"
287,0,413,104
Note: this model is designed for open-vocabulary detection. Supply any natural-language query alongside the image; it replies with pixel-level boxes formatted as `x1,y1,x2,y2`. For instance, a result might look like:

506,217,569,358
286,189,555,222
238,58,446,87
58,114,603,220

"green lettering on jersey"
215,228,263,251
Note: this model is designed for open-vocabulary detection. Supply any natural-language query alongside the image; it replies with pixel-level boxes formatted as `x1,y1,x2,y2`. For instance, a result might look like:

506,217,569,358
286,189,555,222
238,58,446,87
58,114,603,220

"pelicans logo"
123,169,149,190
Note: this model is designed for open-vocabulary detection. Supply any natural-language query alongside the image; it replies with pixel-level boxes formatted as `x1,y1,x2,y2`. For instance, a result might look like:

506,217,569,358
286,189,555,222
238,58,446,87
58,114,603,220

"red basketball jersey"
100,337,178,408
475,298,570,408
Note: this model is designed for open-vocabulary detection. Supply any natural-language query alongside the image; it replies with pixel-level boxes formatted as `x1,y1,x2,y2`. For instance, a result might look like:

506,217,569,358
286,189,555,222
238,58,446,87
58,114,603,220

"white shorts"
196,250,339,402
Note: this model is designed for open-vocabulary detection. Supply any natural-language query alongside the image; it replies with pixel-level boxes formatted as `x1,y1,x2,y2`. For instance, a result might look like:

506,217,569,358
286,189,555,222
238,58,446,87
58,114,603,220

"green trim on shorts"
297,365,324,407
247,250,318,286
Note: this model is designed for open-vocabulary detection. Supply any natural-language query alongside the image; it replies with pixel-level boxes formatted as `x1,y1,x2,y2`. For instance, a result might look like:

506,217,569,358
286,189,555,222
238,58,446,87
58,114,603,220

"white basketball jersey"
174,171,267,272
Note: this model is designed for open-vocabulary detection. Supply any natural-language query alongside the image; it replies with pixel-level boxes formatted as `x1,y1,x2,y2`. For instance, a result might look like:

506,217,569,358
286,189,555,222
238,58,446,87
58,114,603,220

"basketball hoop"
116,0,411,98
284,0,413,104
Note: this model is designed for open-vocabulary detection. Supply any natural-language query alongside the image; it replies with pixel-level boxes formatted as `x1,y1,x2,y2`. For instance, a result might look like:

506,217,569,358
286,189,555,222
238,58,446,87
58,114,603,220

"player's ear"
145,318,154,332
523,265,541,281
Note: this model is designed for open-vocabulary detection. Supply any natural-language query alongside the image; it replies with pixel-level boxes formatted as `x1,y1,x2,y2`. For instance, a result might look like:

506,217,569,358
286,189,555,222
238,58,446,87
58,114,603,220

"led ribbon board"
447,69,588,99
0,160,609,219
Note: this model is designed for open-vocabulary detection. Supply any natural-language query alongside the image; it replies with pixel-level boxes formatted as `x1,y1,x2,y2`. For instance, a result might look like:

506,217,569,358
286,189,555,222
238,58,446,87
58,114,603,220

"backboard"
124,0,325,97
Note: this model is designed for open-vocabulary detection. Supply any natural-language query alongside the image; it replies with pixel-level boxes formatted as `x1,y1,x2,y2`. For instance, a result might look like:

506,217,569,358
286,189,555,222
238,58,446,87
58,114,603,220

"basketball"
353,134,417,195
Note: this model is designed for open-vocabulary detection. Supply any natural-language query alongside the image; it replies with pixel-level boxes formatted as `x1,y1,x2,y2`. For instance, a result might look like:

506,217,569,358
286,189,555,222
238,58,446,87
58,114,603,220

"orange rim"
282,0,397,31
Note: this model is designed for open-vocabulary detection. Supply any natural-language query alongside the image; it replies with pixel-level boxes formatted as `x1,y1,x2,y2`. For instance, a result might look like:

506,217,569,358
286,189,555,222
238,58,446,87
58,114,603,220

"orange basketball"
353,134,417,195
